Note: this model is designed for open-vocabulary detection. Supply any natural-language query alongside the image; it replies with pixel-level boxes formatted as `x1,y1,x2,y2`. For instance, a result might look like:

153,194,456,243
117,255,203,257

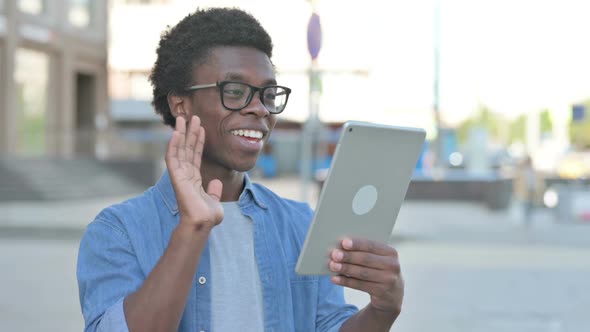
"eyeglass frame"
184,81,292,114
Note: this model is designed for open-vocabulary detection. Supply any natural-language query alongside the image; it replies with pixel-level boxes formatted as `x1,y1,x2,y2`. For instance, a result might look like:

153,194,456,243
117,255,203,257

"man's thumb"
207,179,223,201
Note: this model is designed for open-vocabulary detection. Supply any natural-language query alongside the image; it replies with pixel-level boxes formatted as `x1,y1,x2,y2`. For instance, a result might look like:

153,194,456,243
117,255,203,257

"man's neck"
200,164,245,202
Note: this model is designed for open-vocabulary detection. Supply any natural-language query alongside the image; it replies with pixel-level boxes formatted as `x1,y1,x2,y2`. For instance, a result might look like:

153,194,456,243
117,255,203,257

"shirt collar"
156,171,267,215
240,172,268,209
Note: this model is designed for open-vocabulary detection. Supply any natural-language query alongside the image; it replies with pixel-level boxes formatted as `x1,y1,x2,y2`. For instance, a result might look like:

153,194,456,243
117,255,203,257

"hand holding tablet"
295,121,426,275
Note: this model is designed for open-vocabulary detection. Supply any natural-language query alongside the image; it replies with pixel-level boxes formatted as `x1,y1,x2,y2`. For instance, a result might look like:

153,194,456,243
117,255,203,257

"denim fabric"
77,171,358,332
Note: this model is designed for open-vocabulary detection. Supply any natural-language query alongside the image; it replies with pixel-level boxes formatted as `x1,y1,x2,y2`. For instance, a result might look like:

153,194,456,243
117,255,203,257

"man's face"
189,46,278,173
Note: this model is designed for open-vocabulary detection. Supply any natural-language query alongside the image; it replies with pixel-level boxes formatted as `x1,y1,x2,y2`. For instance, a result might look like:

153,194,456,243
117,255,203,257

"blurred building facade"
0,0,108,158
106,0,176,161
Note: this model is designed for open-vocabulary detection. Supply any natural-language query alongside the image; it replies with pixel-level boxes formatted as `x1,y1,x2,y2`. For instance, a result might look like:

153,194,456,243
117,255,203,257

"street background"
2,1,590,331
1,176,589,332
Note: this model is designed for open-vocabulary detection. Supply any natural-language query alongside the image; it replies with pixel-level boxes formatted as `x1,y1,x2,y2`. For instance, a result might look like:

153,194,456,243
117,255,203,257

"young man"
77,8,404,332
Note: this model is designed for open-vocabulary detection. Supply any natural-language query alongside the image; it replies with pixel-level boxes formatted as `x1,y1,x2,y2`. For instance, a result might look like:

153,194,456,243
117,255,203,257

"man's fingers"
330,275,388,296
193,126,205,169
165,131,181,170
329,260,393,283
341,237,397,257
185,116,200,166
176,116,187,162
331,249,399,272
207,179,223,202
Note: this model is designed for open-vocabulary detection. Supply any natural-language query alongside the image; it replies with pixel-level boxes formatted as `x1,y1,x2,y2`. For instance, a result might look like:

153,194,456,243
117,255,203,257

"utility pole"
301,3,322,202
433,0,444,169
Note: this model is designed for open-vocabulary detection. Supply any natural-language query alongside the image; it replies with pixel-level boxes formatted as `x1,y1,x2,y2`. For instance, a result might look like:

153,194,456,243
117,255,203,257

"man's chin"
228,159,258,173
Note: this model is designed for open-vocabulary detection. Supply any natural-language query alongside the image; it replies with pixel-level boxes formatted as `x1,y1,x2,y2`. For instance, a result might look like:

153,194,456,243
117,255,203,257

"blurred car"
445,148,517,171
556,152,590,179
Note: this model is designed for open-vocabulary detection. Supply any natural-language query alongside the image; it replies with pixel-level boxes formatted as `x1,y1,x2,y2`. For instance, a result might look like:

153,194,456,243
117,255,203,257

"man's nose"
240,91,270,118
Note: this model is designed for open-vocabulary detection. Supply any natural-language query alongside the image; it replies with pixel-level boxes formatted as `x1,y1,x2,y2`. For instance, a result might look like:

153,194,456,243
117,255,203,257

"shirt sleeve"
95,297,128,332
315,274,359,332
77,218,143,332
291,201,358,331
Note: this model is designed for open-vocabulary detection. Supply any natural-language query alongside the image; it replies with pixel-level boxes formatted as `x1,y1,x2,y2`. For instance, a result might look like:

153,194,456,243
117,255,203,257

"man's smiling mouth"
230,129,264,139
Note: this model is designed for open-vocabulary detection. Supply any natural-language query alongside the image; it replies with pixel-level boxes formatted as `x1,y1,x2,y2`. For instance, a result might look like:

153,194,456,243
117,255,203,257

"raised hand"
329,238,404,315
165,115,224,231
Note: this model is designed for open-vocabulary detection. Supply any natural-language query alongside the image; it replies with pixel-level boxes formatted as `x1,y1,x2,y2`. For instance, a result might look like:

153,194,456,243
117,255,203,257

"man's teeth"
231,129,263,139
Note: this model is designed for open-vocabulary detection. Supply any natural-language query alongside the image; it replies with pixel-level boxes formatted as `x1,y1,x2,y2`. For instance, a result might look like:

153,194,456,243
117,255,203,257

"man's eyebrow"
223,72,277,86
223,72,245,81
264,78,278,85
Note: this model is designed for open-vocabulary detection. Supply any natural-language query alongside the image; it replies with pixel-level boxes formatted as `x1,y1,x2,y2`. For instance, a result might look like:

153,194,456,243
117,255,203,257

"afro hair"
149,7,274,127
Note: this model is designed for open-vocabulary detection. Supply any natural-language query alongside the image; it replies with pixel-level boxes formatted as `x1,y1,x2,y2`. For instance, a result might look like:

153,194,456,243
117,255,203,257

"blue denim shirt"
77,172,358,332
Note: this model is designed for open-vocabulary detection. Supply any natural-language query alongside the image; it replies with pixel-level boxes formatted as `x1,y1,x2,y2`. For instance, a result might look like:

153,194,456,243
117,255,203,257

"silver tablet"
295,121,426,275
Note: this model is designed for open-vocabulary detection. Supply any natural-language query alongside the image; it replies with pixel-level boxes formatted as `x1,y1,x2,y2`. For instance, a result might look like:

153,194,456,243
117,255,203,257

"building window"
14,48,49,155
109,71,152,100
18,0,46,16
69,0,93,28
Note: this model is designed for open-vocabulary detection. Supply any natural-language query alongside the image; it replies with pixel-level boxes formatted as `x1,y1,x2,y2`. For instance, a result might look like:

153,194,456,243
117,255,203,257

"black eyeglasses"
185,81,291,114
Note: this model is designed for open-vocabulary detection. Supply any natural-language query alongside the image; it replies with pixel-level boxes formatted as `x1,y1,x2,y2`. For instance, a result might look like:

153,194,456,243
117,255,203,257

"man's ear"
167,92,191,122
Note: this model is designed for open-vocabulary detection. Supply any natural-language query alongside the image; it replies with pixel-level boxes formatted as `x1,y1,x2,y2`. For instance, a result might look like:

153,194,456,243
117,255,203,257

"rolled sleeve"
77,218,143,332
316,276,358,332
95,297,129,332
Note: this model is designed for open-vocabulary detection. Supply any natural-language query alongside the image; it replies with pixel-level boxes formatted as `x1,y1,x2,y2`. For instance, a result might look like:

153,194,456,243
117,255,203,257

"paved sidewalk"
0,195,138,230
1,176,590,331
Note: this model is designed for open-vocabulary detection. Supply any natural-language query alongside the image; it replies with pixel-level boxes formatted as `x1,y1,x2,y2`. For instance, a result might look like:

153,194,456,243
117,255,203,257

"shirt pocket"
288,263,318,331
288,262,317,283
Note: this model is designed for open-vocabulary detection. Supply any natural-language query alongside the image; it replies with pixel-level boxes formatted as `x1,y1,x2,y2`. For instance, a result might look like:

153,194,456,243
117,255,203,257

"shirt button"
198,276,206,285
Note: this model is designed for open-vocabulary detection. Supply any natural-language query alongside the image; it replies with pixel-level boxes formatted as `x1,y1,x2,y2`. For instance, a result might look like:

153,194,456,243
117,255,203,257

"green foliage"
456,104,509,144
22,113,45,154
457,107,556,145
539,109,553,134
16,83,46,155
456,118,473,144
570,121,590,148
509,114,526,143
569,100,590,148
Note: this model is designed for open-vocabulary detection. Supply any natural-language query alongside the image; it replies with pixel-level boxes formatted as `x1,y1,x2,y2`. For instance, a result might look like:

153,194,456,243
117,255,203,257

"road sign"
307,13,322,60
572,104,585,122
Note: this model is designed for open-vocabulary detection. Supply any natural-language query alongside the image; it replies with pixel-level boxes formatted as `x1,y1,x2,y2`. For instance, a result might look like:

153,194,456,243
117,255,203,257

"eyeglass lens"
221,82,288,113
